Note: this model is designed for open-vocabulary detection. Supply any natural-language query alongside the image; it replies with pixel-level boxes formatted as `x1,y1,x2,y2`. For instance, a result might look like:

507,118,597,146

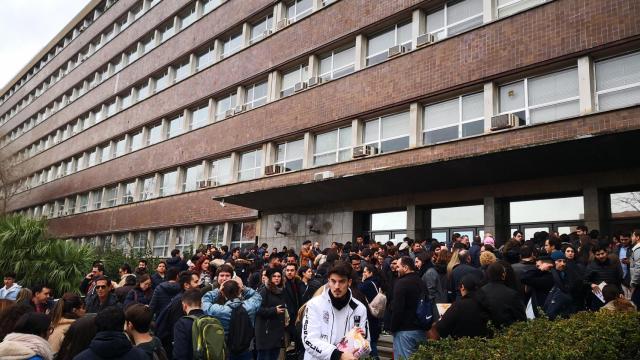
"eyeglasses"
95,285,108,289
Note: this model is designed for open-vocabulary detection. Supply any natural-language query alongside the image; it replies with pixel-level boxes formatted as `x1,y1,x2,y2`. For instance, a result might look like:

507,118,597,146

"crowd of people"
0,227,638,360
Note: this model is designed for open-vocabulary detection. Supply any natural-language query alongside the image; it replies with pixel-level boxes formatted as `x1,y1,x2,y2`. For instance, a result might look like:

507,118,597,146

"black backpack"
227,304,254,354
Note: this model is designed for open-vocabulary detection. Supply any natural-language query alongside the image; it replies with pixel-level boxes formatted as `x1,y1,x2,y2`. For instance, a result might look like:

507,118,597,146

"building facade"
1,0,639,254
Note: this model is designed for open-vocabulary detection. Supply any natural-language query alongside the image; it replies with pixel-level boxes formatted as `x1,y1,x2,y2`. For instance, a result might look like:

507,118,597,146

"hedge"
413,311,640,360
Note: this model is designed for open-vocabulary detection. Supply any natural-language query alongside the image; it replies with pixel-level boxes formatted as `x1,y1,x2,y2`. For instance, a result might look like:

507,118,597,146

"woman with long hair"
0,302,33,341
424,249,451,305
48,293,85,354
195,256,213,288
255,268,287,360
55,313,97,360
0,312,53,360
415,251,433,278
358,264,385,360
123,274,153,309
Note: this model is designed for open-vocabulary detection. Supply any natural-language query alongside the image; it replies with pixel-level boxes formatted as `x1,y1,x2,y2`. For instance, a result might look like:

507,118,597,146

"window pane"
184,165,203,192
432,205,484,227
334,46,355,70
130,132,143,152
115,138,126,157
315,130,337,154
462,93,484,121
141,177,156,200
448,0,483,24
510,196,585,223
168,116,183,138
148,123,162,145
529,100,579,124
427,9,445,33
363,120,379,144
462,119,484,137
425,126,458,144
528,68,578,106
210,157,232,185
397,22,412,46
610,191,640,219
160,171,178,196
596,52,640,91
371,211,406,231
425,98,459,130
598,86,640,111
499,81,525,112
191,105,209,129
368,28,394,56
381,112,409,139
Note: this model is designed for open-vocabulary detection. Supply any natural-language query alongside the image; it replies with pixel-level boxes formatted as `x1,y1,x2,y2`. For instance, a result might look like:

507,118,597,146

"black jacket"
584,258,623,288
299,278,322,305
124,287,153,309
450,263,483,301
476,281,526,329
172,309,205,360
283,277,303,322
255,287,286,350
85,293,119,314
74,331,148,359
520,268,554,308
149,281,181,317
151,273,167,289
166,256,188,272
435,294,488,339
390,272,425,332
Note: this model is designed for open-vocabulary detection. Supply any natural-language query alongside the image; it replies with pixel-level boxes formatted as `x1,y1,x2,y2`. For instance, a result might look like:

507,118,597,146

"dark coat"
476,281,526,329
73,331,148,360
166,256,188,272
255,286,286,350
151,273,167,289
115,284,135,304
299,278,322,305
149,281,181,317
283,277,303,321
435,294,488,339
450,263,483,301
390,272,425,332
520,268,554,309
85,293,119,314
172,309,205,360
123,287,153,309
469,243,482,268
358,276,382,342
584,258,623,288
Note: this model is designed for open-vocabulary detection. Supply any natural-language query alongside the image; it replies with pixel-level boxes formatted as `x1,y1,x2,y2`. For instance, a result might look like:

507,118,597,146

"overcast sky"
0,0,92,90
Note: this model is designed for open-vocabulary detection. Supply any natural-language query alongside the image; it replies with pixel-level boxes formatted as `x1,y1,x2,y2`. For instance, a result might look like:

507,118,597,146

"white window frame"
366,22,413,65
423,92,484,144
275,139,304,172
202,224,225,246
250,15,274,44
160,170,178,197
313,126,352,166
594,52,640,111
222,32,243,57
105,186,118,207
238,149,263,181
167,114,184,138
122,181,136,204
245,81,268,109
216,93,237,120
287,0,313,22
427,0,484,40
319,45,355,81
176,227,196,254
153,230,170,257
281,64,308,97
190,105,209,129
209,157,232,186
140,176,156,200
363,112,411,153
183,164,203,192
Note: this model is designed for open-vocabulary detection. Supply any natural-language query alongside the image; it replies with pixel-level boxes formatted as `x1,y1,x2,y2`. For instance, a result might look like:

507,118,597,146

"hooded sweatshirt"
73,331,147,360
0,333,54,360
149,281,181,317
0,283,22,301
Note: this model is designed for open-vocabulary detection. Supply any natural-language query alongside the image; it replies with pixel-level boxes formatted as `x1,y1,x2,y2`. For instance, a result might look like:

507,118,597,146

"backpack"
367,282,387,319
227,304,254,354
186,315,226,360
415,290,434,330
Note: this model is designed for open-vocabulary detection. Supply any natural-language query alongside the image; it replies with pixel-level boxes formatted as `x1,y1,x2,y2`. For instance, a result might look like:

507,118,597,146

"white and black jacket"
302,288,370,360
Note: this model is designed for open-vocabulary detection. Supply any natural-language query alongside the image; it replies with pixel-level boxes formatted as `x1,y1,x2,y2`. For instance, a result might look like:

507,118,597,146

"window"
610,191,640,219
231,221,256,250
188,105,209,130
367,22,412,66
159,21,175,42
210,157,232,185
76,154,86,171
115,137,127,157
136,83,149,100
245,81,268,109
112,57,124,73
126,47,139,64
314,126,352,165
196,45,215,70
66,197,76,215
141,35,155,53
105,100,117,117
65,159,75,175
497,0,548,18
78,193,89,213
153,230,169,257
174,61,191,82
160,170,178,196
176,227,196,254
121,91,133,108
363,112,410,153
499,68,579,124
275,139,304,171
427,0,483,41
116,233,130,253
130,131,143,152
140,176,156,200
105,186,118,207
122,181,136,204
203,0,223,13
91,189,102,210
250,15,274,43
423,92,484,144
595,52,640,111
167,114,184,138
319,44,355,81
147,122,163,145
215,93,236,120
510,196,585,223
154,70,170,92
222,32,243,57
202,224,225,246
179,5,197,29
56,200,66,216
238,149,263,181
287,0,313,22
183,164,203,192
132,232,148,254
88,150,97,167
281,65,309,97
432,205,484,228
93,107,104,124
100,142,112,162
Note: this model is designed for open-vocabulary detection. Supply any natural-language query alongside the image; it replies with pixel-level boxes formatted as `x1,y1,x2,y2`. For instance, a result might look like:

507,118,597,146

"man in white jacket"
302,262,369,360
0,272,21,301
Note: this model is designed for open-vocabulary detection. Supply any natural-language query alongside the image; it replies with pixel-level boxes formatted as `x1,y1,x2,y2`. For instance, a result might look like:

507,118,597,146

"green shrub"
96,247,164,281
412,311,640,360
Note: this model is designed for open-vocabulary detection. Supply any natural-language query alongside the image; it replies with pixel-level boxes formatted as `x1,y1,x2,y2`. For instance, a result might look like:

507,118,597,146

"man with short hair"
512,230,524,243
284,262,303,352
300,240,316,268
585,244,623,311
390,256,426,359
0,272,21,300
74,306,147,359
173,289,206,360
544,237,561,255
576,225,588,237
450,250,483,301
30,284,52,313
350,255,363,283
80,264,106,295
543,250,580,319
149,267,181,317
125,303,167,358
135,259,148,276
630,229,640,308
152,261,167,289
86,276,119,313
476,263,526,328
302,262,369,360
167,249,188,271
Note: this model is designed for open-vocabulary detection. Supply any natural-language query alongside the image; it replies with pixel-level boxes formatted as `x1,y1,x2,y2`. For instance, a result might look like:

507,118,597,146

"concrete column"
222,222,233,246
152,173,162,198
409,102,423,147
168,228,178,252
274,2,286,23
236,86,247,108
351,119,363,146
483,82,498,132
242,22,251,47
207,98,216,124
355,34,367,71
483,0,496,23
583,187,604,233
214,39,223,61
182,109,190,131
407,204,426,241
194,225,203,248
141,126,150,146
175,167,185,194
484,197,509,247
267,70,282,101
230,152,240,182
308,54,320,79
188,53,197,75
412,9,426,49
132,178,141,201
160,118,169,140
195,0,203,17
578,56,595,115
302,132,314,169
312,0,323,11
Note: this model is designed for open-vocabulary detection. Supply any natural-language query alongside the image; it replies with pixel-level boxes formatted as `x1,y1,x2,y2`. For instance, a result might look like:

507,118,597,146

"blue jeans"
392,330,425,360
257,348,280,360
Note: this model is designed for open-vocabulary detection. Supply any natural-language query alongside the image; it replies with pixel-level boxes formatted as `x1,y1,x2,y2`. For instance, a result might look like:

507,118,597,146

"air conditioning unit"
264,164,284,176
416,33,435,48
490,113,521,131
197,180,213,189
262,29,273,37
294,82,307,92
276,19,289,30
234,105,246,114
308,77,323,87
313,171,334,181
352,145,377,158
388,45,406,58
224,109,234,118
